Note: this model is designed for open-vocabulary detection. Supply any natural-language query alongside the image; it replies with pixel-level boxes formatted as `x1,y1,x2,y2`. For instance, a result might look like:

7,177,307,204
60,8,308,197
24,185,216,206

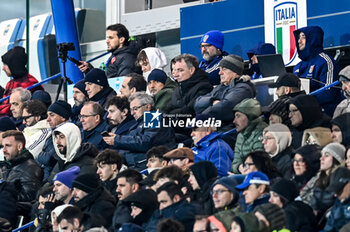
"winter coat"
36,133,57,182
272,146,293,179
88,86,116,110
165,69,213,115
145,199,199,232
23,119,51,159
110,200,132,231
293,26,341,116
153,77,177,112
334,98,350,118
81,120,110,151
324,197,350,232
0,73,43,117
106,44,139,78
284,200,317,232
74,186,116,228
113,116,175,170
194,77,256,123
109,113,137,135
232,117,267,173
199,51,228,85
0,180,17,228
192,132,234,177
3,149,43,202
244,194,270,213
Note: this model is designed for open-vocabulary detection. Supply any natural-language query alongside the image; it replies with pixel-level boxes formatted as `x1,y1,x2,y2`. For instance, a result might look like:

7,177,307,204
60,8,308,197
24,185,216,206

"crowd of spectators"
0,22,349,232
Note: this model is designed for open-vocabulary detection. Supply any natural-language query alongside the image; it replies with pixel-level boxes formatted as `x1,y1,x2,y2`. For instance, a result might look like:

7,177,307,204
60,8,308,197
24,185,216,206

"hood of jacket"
293,26,324,61
143,47,167,70
331,112,350,147
263,123,292,156
53,122,82,163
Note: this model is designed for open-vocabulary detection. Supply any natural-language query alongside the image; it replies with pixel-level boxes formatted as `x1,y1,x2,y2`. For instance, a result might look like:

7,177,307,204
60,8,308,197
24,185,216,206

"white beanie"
263,123,292,157
321,142,346,163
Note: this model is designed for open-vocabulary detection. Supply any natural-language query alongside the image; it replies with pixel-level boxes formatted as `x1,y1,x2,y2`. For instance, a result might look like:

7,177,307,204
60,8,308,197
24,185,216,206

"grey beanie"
322,142,346,163
339,65,350,82
218,55,244,76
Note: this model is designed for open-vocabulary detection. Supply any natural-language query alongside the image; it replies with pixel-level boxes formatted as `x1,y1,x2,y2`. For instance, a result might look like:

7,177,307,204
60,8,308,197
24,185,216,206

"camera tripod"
55,43,74,102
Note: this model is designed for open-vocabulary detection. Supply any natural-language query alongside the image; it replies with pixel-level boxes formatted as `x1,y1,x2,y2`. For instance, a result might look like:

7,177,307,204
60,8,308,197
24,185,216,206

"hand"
78,61,90,73
47,193,56,203
102,133,116,146
212,100,220,105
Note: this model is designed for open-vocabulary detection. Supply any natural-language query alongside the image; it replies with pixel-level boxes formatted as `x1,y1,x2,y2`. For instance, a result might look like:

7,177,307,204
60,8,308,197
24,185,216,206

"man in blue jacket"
293,26,342,116
199,30,229,85
191,114,234,176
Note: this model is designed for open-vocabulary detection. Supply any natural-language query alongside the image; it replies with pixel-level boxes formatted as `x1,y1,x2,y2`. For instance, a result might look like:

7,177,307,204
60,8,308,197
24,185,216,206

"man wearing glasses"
211,176,239,212
199,30,229,85
22,100,51,159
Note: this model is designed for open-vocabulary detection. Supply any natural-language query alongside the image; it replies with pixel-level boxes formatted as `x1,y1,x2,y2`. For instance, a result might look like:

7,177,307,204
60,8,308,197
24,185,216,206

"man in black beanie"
71,80,88,127
72,173,116,227
0,46,43,117
37,100,72,181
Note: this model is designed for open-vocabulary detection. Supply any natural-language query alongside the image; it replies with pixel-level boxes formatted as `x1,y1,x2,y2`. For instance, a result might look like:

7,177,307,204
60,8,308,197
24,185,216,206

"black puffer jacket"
74,186,116,228
3,149,43,202
165,69,213,116
0,181,17,228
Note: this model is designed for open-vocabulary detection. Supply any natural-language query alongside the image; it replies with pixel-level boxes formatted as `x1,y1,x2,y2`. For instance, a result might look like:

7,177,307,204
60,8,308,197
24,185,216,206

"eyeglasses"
199,44,212,49
78,114,97,119
130,105,145,112
243,162,255,169
22,115,34,121
211,189,230,195
289,108,299,114
259,136,275,141
292,158,305,164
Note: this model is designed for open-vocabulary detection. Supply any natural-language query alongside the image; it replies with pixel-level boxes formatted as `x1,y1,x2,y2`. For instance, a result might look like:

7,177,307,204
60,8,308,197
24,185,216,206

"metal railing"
0,51,110,103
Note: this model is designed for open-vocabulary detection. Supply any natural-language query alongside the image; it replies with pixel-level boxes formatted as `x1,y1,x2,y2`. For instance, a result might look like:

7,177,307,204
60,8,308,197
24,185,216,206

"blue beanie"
31,90,52,108
200,30,224,50
48,100,72,120
73,79,88,97
0,116,16,131
53,166,80,188
84,68,108,87
147,69,167,84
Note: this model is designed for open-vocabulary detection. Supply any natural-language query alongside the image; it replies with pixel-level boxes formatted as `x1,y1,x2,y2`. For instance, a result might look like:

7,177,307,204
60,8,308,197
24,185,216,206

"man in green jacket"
147,69,177,112
232,98,267,173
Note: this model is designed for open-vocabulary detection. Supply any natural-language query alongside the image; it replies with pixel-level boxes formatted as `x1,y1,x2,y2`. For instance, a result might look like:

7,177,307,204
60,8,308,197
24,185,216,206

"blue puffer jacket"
199,51,229,85
192,132,234,177
324,197,350,232
293,26,341,116
113,116,176,170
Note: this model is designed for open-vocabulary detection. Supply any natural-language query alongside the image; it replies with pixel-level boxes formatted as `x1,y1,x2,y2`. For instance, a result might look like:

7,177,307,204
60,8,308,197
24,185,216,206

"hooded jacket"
247,43,276,78
293,26,341,116
232,99,267,173
23,119,51,159
331,112,350,147
194,76,256,123
199,51,229,85
165,69,213,115
143,47,167,73
192,132,234,177
106,42,139,78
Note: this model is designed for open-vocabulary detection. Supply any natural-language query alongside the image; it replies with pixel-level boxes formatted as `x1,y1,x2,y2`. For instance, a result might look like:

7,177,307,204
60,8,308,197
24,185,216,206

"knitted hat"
73,79,88,97
84,68,108,87
321,142,346,164
212,176,238,194
233,98,262,121
189,161,218,188
212,210,237,231
72,173,100,193
52,166,80,188
31,90,52,108
147,69,167,85
271,179,299,203
263,123,292,155
265,96,290,124
301,127,332,147
1,46,28,79
232,213,260,232
339,65,350,82
0,116,16,131
254,203,286,231
218,55,244,76
48,100,72,120
200,30,224,50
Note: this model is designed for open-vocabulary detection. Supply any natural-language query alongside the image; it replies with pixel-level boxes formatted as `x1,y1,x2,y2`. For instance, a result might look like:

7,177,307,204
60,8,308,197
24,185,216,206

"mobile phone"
69,57,83,65
101,131,110,137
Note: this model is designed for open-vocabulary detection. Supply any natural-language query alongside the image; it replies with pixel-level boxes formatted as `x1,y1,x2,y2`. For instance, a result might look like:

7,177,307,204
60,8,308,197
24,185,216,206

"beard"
57,145,67,155
202,52,214,61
